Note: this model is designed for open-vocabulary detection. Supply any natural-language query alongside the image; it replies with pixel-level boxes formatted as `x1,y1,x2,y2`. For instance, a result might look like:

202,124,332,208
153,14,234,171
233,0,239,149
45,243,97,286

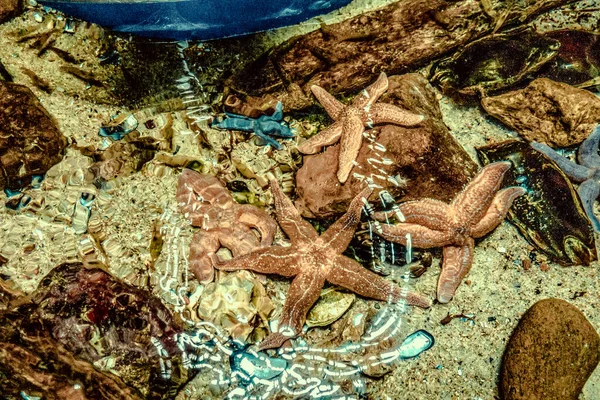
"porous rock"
482,78,600,147
500,298,600,400
0,81,67,190
295,73,478,218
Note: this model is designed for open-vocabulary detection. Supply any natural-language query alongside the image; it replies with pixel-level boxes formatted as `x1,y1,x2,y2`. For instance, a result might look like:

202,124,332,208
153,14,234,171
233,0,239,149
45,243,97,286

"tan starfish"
297,72,424,183
374,162,526,304
215,179,432,350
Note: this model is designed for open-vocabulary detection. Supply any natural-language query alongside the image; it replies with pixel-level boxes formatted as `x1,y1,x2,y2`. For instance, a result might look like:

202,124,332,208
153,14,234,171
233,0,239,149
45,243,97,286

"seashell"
99,114,138,141
78,237,96,256
306,288,355,328
398,329,434,360
231,349,287,383
72,197,93,234
102,237,125,258
430,28,559,97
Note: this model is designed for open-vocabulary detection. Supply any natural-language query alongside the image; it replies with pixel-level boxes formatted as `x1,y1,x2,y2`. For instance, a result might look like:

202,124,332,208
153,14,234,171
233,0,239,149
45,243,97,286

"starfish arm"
213,117,255,132
452,161,512,228
369,103,424,127
578,125,600,168
321,186,373,252
377,222,456,248
437,238,474,304
352,72,388,109
396,199,453,229
258,271,326,350
189,230,220,283
531,142,591,182
297,121,343,154
577,179,600,232
235,205,277,246
337,113,365,183
254,130,283,150
311,85,345,119
470,187,526,238
271,101,284,121
214,245,300,277
326,255,431,308
270,179,319,244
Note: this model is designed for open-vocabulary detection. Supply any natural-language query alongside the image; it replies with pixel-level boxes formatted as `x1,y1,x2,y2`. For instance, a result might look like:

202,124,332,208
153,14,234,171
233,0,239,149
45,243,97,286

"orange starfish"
297,72,424,183
215,179,432,350
374,162,526,303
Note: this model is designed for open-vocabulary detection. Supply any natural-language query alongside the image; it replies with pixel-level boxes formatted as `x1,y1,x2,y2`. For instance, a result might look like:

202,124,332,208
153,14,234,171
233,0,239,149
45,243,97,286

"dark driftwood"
227,0,578,110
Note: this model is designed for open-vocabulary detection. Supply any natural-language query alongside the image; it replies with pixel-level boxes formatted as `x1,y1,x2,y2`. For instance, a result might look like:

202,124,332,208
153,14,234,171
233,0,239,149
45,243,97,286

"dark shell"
540,30,600,87
430,28,560,96
477,140,596,266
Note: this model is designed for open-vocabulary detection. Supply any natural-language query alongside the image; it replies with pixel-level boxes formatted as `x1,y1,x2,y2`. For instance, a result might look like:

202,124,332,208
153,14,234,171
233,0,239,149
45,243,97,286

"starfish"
215,179,432,350
212,101,294,150
373,162,526,304
531,124,600,231
297,72,424,183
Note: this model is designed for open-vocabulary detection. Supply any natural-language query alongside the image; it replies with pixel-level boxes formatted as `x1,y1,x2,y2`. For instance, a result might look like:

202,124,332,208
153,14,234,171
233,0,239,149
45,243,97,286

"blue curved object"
40,0,352,40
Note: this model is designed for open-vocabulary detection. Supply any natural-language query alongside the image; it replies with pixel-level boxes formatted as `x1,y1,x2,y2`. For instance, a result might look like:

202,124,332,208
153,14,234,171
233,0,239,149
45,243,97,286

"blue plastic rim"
39,0,353,40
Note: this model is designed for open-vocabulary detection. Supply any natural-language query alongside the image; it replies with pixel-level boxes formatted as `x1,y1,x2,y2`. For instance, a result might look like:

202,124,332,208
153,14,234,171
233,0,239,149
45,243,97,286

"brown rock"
295,73,478,218
0,0,22,23
500,298,600,400
482,78,600,147
0,82,67,190
227,0,573,111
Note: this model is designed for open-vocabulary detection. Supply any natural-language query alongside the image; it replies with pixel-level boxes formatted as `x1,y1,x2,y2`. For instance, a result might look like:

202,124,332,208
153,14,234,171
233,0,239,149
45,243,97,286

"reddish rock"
0,82,67,190
295,73,477,218
482,78,600,147
0,0,22,23
500,299,600,400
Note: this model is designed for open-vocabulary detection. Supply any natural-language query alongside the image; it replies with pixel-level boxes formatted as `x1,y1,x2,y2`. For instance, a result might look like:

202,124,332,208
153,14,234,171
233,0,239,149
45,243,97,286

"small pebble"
539,262,550,272
33,12,43,23
498,246,506,253
521,258,531,271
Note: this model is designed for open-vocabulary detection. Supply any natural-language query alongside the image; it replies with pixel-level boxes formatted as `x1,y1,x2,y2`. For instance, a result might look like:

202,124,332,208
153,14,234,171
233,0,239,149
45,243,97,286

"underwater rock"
477,140,597,266
0,263,185,399
0,0,22,23
295,73,478,219
482,78,600,147
0,81,67,190
430,28,559,97
500,299,600,400
226,0,572,111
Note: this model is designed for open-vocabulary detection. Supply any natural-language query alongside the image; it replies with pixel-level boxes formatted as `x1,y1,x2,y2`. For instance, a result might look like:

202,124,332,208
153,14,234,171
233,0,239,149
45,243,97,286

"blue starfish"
531,124,600,231
212,101,294,150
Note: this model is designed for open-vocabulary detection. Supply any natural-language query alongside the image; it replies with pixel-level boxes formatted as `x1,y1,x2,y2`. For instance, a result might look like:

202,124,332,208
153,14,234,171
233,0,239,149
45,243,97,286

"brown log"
227,0,578,110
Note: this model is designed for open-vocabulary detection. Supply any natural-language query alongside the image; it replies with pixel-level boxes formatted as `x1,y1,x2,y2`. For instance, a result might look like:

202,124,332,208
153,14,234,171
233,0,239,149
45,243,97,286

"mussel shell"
399,329,434,360
430,28,560,96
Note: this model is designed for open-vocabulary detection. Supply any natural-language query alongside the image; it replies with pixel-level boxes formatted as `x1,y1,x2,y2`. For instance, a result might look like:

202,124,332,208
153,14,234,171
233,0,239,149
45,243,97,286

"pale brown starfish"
215,179,432,350
374,162,526,304
297,72,424,183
